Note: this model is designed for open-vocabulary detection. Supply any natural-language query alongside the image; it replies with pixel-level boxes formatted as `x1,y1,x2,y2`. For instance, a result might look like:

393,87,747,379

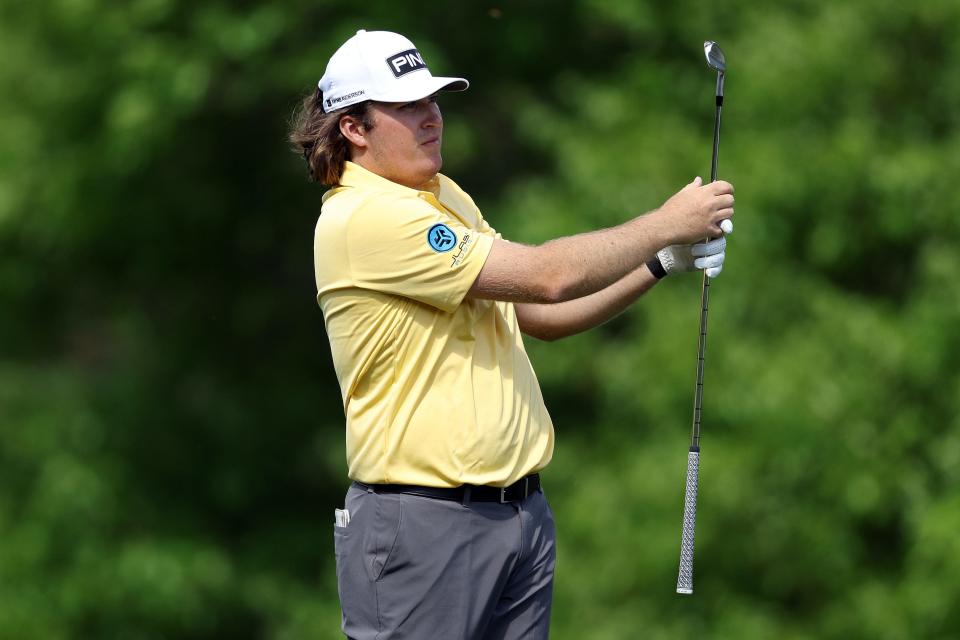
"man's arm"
514,263,661,342
466,177,733,305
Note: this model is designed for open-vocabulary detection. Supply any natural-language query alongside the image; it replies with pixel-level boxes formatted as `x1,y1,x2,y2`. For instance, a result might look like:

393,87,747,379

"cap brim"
435,77,469,93
370,75,469,103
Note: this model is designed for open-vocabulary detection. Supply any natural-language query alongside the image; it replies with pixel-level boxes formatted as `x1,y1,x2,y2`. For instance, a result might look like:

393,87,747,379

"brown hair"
288,89,374,186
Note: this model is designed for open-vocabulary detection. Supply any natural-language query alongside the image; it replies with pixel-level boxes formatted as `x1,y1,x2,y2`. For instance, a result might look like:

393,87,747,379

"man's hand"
657,235,729,279
655,177,735,244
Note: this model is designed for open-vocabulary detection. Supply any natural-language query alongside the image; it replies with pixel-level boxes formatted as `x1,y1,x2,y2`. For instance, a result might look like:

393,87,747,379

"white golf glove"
656,232,729,279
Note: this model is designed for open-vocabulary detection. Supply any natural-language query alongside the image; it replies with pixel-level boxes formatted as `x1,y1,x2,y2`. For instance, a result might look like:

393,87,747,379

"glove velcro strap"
646,255,668,279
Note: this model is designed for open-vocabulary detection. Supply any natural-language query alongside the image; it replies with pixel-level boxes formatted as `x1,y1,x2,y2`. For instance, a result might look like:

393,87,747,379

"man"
290,29,734,640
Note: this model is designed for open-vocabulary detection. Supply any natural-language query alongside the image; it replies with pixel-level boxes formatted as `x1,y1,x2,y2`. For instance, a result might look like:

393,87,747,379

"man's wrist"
643,209,675,252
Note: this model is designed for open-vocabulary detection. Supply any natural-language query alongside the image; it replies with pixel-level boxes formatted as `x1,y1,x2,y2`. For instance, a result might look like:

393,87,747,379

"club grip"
676,447,700,594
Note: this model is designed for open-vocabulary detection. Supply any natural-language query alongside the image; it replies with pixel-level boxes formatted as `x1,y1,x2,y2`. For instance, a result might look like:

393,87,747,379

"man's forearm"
515,263,661,341
529,213,671,303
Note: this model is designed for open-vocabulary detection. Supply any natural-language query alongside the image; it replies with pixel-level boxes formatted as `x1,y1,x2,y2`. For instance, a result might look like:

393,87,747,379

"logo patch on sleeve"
427,223,457,252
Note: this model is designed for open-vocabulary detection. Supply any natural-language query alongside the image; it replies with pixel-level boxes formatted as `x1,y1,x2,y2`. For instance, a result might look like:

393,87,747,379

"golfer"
290,30,734,640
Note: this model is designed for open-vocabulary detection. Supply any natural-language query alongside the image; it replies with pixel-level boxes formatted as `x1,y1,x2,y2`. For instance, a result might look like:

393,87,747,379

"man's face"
354,95,443,189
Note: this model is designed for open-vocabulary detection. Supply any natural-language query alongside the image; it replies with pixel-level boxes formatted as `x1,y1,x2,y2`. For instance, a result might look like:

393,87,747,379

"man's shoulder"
321,184,429,219
316,185,441,244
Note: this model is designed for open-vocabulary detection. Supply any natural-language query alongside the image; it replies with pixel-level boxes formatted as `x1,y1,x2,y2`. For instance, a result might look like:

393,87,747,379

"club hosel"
715,73,725,105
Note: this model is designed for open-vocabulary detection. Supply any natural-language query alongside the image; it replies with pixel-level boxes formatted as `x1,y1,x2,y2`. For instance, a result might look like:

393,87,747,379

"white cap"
318,30,469,113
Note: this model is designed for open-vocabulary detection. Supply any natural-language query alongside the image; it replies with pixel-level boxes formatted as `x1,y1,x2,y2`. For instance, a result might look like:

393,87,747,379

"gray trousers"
334,483,556,639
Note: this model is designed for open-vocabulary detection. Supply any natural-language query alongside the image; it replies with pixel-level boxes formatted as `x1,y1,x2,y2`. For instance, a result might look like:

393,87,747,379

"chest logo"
427,223,457,253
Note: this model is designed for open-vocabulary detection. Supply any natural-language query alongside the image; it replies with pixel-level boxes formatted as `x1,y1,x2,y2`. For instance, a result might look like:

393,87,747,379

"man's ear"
340,115,368,149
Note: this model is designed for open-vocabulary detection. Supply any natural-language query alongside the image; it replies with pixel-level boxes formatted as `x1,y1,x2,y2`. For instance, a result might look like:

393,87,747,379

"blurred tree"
1,0,959,638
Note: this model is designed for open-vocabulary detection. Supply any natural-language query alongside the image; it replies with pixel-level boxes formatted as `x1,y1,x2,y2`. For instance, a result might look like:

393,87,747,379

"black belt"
355,474,541,504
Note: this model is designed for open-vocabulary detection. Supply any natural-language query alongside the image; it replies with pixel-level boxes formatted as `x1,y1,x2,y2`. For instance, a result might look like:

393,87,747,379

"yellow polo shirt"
314,161,554,488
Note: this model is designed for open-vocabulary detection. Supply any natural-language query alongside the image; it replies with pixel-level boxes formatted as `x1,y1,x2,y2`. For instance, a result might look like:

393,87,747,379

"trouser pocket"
334,488,381,638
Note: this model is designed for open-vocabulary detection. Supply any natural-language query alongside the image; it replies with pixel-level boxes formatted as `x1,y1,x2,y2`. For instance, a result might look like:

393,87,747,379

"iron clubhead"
703,41,726,73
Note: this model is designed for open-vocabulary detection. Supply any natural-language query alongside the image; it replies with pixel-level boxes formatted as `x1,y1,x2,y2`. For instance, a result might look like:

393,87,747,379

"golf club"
676,39,726,596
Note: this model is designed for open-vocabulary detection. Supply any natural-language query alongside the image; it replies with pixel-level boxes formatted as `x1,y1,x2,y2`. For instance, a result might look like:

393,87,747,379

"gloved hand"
656,230,729,279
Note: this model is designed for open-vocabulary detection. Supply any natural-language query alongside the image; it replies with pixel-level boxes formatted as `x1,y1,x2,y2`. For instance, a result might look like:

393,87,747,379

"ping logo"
427,223,456,253
387,49,427,78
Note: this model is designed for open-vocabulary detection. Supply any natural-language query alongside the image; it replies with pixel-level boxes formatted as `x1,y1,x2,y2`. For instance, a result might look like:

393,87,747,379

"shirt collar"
331,161,442,199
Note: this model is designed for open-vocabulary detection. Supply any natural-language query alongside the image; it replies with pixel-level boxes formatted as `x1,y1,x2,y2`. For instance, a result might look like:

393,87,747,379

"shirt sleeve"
345,192,495,313
474,209,502,240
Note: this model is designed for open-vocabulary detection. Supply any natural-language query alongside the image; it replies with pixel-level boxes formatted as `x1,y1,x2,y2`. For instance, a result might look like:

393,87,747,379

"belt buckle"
499,486,508,504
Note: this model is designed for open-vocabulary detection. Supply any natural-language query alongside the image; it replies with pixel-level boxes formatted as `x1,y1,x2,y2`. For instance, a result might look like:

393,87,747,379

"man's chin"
419,154,442,179
400,159,443,190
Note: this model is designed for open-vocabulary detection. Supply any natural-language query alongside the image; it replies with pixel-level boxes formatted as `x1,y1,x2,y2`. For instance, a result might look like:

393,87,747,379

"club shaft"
710,102,722,183
691,274,710,448
691,100,722,449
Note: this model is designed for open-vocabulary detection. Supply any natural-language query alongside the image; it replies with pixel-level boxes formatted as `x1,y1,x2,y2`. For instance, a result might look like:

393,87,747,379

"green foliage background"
2,0,959,638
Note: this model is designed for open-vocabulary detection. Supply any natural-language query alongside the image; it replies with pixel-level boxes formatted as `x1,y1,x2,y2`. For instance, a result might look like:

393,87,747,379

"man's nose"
424,101,442,127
